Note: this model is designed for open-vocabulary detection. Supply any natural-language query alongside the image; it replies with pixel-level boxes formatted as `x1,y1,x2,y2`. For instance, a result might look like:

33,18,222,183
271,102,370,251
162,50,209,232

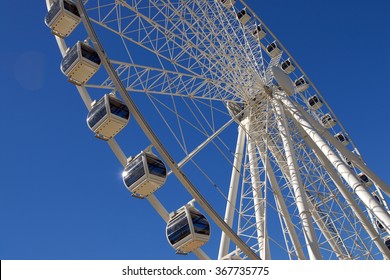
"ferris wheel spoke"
88,0,227,79
147,0,264,86
86,61,242,101
85,0,266,98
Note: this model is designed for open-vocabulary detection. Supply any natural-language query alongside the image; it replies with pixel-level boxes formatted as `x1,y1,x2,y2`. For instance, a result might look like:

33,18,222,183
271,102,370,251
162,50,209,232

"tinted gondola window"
124,157,145,187
385,238,390,249
191,213,210,235
81,46,101,64
61,45,79,73
147,156,166,178
109,99,130,119
309,96,319,106
87,99,107,128
63,0,80,16
267,43,276,52
167,213,191,245
45,0,61,25
296,78,304,86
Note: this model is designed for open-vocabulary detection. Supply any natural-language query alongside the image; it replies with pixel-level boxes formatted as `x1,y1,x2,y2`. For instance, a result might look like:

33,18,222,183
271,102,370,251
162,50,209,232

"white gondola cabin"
45,0,81,38
372,192,384,205
358,172,372,187
307,95,323,110
294,76,309,92
252,25,266,40
237,9,251,25
377,220,386,232
321,113,336,129
266,41,281,58
281,58,295,74
61,41,101,85
219,0,236,9
87,94,130,140
122,151,167,198
343,156,353,168
334,132,349,146
166,204,210,254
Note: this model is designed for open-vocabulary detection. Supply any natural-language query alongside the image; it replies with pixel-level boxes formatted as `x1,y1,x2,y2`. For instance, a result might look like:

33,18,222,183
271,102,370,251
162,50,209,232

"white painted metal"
218,124,246,259
291,101,390,197
279,95,390,236
257,135,306,260
272,98,322,260
271,66,294,96
288,115,390,259
46,0,390,260
245,118,268,258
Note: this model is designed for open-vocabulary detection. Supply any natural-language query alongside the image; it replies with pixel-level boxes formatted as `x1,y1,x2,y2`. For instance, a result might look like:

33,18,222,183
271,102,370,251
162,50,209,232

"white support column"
287,97,390,197
218,124,246,259
288,114,390,259
279,95,390,236
258,137,306,259
273,99,322,260
245,119,268,259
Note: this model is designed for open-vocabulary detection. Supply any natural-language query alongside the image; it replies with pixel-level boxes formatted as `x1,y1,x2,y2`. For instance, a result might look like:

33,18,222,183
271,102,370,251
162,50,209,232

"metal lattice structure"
45,0,390,259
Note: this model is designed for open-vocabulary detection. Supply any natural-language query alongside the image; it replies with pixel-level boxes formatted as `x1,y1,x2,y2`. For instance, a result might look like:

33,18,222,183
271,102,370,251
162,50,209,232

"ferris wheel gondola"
266,41,281,58
334,132,349,146
87,94,130,140
307,95,323,110
321,113,337,129
237,9,251,25
219,0,236,9
166,203,210,254
294,76,310,92
122,151,167,198
61,41,101,85
281,58,295,74
252,25,266,40
45,0,80,38
358,172,373,187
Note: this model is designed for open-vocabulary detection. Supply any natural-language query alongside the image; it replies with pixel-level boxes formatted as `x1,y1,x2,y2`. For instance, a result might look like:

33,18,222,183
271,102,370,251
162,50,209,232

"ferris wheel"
45,0,390,260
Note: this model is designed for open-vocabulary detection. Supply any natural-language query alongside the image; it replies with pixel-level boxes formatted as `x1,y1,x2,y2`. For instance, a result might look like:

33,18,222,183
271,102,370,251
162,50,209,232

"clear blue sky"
1,0,389,260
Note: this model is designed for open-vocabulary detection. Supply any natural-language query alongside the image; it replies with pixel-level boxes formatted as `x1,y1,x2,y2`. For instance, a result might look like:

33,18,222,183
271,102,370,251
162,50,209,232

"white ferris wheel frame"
45,0,390,260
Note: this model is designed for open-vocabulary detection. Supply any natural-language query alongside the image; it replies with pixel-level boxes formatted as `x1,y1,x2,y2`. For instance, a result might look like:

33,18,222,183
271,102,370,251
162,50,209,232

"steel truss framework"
46,0,390,259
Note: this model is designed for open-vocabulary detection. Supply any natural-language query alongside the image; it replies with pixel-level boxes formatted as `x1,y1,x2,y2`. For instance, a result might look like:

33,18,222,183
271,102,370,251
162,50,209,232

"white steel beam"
287,97,390,197
257,136,306,259
218,124,246,259
245,118,269,259
167,118,235,177
289,113,390,259
273,99,322,260
264,132,353,259
279,95,390,236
